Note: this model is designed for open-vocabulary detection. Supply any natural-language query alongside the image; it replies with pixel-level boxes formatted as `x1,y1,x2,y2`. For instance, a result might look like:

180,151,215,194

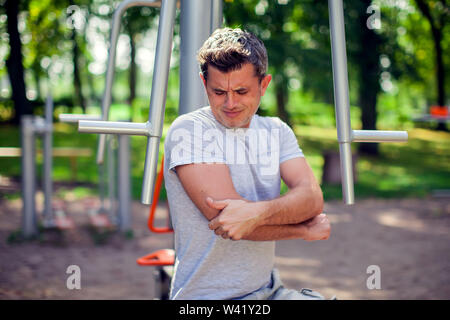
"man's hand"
206,197,266,240
302,213,331,241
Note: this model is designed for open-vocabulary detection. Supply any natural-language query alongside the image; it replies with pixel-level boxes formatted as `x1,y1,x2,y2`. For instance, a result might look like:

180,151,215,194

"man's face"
200,63,272,129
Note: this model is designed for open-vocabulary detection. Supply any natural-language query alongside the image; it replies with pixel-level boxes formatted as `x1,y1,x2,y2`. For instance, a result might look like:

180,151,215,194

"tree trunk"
33,68,41,102
71,29,86,113
128,32,137,106
5,0,32,124
274,77,291,127
415,0,447,131
433,26,447,131
357,1,381,155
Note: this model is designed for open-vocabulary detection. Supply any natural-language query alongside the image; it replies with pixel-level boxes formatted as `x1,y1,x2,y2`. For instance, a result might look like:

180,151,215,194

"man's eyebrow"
212,87,248,92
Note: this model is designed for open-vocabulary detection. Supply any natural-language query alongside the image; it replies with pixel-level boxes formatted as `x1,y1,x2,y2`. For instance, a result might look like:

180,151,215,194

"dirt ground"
1,192,449,300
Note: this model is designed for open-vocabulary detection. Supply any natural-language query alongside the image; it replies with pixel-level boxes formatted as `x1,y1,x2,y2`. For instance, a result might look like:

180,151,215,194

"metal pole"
117,134,131,231
42,95,53,225
59,114,101,123
98,161,107,214
79,120,152,136
328,0,354,204
141,0,176,204
352,130,408,143
97,0,162,165
107,135,117,225
210,0,223,33
21,116,38,238
179,0,211,115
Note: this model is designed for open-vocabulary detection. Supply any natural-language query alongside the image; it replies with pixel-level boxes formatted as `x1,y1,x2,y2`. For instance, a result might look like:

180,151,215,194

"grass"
1,105,449,204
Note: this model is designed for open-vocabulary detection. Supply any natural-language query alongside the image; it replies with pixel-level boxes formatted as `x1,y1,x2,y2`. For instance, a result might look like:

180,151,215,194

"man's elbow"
312,185,324,216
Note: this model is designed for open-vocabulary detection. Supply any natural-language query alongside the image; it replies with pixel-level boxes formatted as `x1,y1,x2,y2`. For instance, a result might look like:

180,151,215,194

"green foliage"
293,125,450,200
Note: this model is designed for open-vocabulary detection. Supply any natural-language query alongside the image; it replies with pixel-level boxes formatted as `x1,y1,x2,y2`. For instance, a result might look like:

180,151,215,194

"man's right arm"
175,162,329,241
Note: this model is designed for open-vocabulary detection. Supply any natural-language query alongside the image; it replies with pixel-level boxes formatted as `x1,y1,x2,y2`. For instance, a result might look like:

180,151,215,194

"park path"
0,196,449,299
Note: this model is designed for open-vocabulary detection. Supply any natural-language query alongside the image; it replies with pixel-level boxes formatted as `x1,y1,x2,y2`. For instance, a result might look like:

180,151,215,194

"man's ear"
199,72,207,88
260,74,272,96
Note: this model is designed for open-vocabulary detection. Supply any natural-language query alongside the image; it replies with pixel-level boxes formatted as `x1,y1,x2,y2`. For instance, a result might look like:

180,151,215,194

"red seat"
137,248,175,266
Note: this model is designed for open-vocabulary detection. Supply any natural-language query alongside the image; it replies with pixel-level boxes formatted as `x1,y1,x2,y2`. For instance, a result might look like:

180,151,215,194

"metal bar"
107,136,117,224
338,142,354,204
141,0,177,204
210,0,223,33
328,0,354,205
97,0,162,165
179,0,210,115
21,116,38,238
59,114,101,123
42,95,53,225
98,162,107,214
352,130,408,143
117,134,131,231
79,120,152,136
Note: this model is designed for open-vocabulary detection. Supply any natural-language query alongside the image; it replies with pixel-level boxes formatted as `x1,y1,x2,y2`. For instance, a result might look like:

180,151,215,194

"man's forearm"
258,183,323,226
206,184,324,241
242,223,307,241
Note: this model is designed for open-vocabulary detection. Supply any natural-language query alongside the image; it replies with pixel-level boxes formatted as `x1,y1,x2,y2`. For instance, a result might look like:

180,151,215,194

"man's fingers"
212,226,229,239
214,226,223,236
209,217,219,230
206,197,229,210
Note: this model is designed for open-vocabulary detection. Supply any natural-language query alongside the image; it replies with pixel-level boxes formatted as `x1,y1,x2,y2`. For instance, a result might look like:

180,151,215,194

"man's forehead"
206,63,259,89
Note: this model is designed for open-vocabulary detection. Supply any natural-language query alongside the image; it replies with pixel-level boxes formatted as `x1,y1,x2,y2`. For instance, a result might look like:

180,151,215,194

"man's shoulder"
168,106,215,130
254,114,287,129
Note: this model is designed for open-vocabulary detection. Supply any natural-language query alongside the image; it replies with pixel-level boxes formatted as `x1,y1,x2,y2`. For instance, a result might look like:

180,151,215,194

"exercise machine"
20,95,74,238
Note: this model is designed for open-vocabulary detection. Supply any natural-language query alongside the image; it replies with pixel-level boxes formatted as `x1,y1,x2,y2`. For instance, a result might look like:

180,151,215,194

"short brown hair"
197,28,268,82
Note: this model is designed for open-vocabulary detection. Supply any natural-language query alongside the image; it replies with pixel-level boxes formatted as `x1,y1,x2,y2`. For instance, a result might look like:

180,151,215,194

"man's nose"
225,93,236,109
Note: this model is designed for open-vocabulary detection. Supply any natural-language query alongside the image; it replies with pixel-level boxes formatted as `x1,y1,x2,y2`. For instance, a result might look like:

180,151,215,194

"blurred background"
0,0,449,300
0,0,449,201
0,0,449,202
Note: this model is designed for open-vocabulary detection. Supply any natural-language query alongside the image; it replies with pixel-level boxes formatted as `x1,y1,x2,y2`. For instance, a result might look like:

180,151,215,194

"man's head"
197,28,272,129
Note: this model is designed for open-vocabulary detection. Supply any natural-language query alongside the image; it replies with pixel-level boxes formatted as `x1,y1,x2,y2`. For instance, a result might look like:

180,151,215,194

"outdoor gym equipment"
59,114,132,232
57,0,172,231
327,0,408,204
20,96,74,238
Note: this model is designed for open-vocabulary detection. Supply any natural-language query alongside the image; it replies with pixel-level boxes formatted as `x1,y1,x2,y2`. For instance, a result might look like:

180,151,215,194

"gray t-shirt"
164,106,304,300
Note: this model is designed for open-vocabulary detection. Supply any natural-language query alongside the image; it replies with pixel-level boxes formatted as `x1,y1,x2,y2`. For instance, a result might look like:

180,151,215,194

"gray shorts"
237,269,325,300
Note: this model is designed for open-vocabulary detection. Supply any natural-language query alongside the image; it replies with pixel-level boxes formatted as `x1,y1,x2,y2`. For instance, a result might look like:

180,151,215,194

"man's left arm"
260,156,324,225
208,156,325,240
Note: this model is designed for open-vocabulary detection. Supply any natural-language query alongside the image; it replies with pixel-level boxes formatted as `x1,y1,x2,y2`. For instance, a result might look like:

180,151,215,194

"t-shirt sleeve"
164,117,226,172
279,121,304,164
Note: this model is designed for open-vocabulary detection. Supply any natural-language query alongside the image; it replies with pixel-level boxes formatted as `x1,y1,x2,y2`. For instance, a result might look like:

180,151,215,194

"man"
164,28,330,300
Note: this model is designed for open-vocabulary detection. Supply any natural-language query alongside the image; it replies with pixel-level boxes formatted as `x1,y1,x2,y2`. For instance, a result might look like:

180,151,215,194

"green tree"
3,0,32,124
122,6,158,106
414,0,449,130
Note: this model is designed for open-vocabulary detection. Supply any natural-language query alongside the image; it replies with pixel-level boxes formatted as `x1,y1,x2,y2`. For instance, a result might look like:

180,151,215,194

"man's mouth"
223,110,241,118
